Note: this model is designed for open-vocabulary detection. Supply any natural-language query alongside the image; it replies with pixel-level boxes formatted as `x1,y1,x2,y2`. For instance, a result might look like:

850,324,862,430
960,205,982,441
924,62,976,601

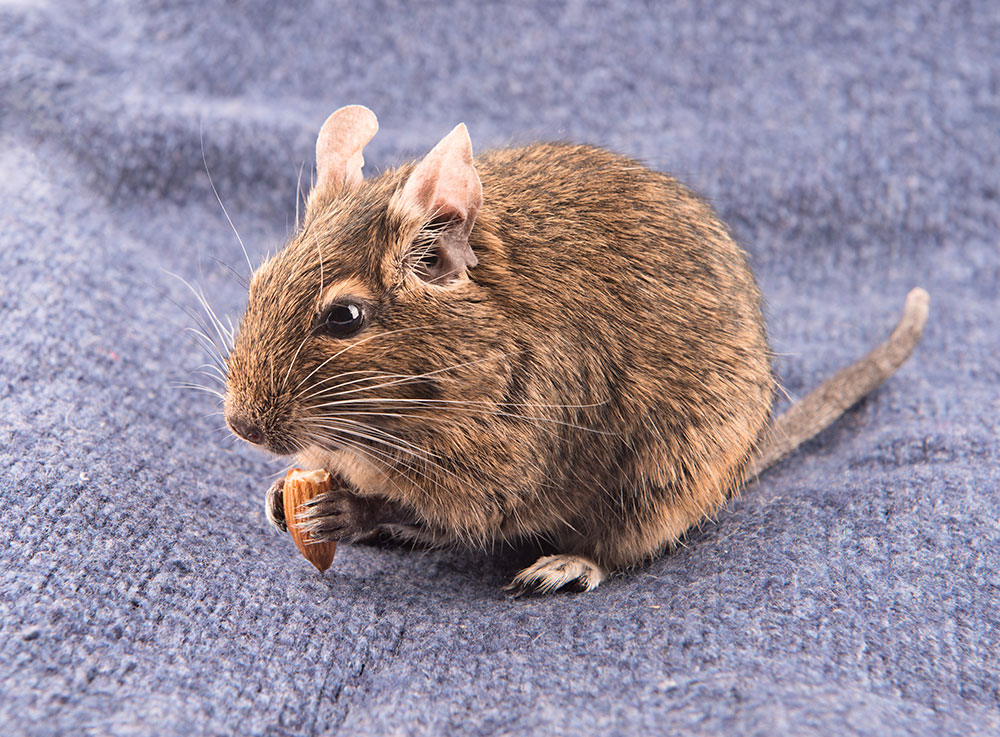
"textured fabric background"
1,1,998,735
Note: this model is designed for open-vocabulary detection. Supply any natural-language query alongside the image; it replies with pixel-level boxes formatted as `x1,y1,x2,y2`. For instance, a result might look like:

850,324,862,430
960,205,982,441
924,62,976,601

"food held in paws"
283,468,338,571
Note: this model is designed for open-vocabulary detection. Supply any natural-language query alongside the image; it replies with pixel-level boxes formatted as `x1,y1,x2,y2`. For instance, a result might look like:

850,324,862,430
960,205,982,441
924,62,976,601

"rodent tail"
746,287,930,480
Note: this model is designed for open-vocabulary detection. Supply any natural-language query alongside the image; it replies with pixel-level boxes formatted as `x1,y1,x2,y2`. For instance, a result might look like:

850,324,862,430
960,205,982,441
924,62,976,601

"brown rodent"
221,105,928,593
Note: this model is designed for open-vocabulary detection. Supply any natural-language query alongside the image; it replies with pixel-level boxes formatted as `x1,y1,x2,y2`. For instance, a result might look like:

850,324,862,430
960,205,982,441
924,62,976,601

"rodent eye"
315,301,365,338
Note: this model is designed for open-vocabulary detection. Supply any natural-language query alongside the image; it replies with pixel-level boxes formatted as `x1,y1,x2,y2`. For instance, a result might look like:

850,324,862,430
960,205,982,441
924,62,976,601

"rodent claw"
290,489,378,543
507,554,606,594
264,478,287,533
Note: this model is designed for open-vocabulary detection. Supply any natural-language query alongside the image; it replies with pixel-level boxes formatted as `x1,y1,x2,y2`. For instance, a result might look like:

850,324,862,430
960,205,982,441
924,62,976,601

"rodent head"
223,105,492,459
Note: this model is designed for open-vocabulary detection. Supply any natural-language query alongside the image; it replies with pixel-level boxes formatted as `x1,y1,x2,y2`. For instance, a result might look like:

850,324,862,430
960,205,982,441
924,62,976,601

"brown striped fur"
226,138,776,581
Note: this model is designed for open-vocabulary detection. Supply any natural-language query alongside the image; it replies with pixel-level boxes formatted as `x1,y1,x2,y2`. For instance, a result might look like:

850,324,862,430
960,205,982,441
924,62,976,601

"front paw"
294,489,379,544
265,477,286,532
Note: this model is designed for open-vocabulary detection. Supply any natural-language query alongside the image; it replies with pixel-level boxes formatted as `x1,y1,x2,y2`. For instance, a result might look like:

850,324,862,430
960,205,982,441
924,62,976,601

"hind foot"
507,554,607,594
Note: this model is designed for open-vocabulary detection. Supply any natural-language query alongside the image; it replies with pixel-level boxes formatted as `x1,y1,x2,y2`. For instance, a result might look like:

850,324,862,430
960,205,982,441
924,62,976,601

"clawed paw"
264,477,286,532
291,489,378,544
506,554,607,594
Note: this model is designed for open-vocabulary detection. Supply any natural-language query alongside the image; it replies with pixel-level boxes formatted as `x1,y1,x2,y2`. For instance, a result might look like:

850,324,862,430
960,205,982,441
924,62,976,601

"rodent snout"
226,410,265,446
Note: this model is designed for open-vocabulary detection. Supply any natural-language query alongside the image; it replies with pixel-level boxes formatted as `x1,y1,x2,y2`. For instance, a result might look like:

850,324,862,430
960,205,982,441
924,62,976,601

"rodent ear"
312,105,379,197
396,123,482,287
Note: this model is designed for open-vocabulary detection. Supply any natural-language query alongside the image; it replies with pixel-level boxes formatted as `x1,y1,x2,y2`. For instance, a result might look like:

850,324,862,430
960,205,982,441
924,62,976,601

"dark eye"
316,301,365,338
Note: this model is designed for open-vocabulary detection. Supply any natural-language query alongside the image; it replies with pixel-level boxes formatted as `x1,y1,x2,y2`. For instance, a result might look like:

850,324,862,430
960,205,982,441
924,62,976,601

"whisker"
295,159,306,233
304,399,618,436
152,278,229,365
279,226,343,394
301,416,449,473
313,416,443,460
307,396,608,412
300,427,420,499
301,419,439,468
194,364,228,385
315,352,524,400
184,324,227,355
208,255,249,290
167,270,234,355
304,429,443,505
293,326,437,393
183,329,228,376
201,124,253,274
172,382,226,400
299,369,417,402
174,293,230,363
300,419,471,492
281,329,315,394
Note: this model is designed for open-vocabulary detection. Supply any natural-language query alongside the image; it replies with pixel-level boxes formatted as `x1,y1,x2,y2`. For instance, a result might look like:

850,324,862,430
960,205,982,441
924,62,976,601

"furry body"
226,141,773,583
223,107,925,591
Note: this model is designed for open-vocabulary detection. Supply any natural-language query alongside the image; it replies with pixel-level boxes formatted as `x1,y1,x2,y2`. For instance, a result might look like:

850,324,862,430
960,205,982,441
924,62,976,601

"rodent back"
472,145,774,457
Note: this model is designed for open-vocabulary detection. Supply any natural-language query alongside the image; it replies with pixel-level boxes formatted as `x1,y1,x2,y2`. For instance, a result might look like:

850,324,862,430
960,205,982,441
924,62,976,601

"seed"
283,468,338,572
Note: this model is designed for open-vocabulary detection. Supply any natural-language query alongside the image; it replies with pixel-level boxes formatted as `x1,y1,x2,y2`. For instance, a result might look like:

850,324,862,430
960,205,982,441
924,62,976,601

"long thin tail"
746,287,930,480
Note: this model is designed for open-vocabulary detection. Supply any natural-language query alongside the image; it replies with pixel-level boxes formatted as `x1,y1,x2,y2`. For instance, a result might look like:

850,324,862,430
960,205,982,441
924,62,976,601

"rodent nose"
227,412,265,445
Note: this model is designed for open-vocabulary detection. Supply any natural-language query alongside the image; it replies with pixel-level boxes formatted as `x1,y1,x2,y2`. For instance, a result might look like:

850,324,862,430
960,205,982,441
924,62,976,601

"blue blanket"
2,2,997,735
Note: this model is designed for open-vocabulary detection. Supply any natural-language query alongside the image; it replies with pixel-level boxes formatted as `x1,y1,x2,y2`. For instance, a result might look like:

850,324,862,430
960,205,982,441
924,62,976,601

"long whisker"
301,420,440,471
303,429,445,505
299,369,417,402
184,327,225,357
153,278,229,365
303,418,476,495
295,159,306,233
307,396,608,412
314,352,524,400
296,327,514,403
281,329,315,394
279,229,340,393
172,382,226,400
195,364,228,385
321,416,444,460
304,399,619,436
293,326,437,393
183,328,228,375
302,416,462,484
300,426,424,499
193,373,226,391
166,269,234,359
173,275,233,349
301,431,398,484
302,420,466,483
208,255,249,289
201,124,253,274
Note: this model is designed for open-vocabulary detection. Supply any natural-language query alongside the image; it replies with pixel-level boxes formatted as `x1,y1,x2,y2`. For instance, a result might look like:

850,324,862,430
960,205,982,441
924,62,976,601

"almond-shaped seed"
283,468,338,572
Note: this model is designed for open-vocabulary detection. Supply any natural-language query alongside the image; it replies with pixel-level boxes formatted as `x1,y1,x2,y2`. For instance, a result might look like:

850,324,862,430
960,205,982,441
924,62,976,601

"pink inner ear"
314,105,379,194
399,123,483,285
401,123,482,237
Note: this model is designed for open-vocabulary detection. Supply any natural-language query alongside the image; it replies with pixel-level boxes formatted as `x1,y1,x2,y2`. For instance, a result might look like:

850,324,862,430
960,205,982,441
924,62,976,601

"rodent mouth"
257,437,301,457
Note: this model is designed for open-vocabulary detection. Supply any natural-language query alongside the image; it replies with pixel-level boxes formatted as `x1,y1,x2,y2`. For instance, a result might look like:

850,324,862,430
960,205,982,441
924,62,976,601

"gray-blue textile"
2,2,997,735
